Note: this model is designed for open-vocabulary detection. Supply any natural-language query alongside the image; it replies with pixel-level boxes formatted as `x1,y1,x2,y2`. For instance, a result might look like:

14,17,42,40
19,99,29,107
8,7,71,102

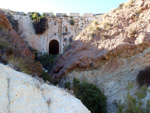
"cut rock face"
0,63,90,113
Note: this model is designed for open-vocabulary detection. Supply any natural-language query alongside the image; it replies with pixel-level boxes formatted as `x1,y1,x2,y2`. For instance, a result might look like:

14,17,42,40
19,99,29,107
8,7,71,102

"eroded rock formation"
50,0,150,82
50,0,150,112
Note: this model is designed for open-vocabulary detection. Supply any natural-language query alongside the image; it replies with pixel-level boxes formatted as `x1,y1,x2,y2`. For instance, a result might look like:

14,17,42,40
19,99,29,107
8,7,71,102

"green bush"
63,14,68,17
38,54,57,71
67,78,107,113
41,71,52,83
69,19,75,25
64,81,71,90
30,12,48,34
34,53,57,72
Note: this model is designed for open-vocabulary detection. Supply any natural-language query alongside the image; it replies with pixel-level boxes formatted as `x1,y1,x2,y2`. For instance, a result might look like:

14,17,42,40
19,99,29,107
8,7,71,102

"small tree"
30,12,48,34
69,19,75,25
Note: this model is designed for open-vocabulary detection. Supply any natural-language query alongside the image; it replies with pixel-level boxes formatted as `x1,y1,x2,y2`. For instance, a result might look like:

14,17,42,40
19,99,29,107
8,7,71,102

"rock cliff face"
0,63,90,113
50,0,150,112
50,0,150,80
0,10,32,57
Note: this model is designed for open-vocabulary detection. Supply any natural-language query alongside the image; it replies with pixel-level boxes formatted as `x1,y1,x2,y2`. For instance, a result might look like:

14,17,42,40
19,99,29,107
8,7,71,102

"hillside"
49,0,150,112
50,0,150,81
0,8,17,15
0,10,31,57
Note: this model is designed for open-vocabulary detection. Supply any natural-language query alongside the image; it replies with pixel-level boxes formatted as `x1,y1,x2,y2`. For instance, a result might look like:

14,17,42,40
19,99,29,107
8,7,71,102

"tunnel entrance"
49,40,59,55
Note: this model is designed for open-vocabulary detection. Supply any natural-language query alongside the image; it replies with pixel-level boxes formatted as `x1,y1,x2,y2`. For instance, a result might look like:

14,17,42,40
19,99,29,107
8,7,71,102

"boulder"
0,63,90,113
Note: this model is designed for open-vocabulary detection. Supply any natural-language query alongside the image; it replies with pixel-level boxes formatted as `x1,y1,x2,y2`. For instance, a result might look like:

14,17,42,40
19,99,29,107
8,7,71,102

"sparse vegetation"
37,53,57,72
64,81,71,90
63,14,68,17
65,78,107,113
127,81,134,90
41,71,52,83
102,22,112,30
30,12,48,34
117,86,150,113
29,47,63,84
118,3,125,9
123,0,135,9
87,20,101,35
127,24,137,37
29,47,58,73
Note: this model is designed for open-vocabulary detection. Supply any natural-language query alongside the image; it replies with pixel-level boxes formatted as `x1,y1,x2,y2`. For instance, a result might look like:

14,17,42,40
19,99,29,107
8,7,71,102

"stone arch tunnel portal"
49,40,59,55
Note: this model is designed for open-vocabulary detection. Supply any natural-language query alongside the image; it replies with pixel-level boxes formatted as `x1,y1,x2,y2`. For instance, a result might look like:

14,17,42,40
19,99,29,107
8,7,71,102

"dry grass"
126,23,138,38
8,56,33,74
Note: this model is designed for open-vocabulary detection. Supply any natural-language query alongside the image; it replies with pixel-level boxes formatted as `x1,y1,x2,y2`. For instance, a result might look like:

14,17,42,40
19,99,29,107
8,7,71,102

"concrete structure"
70,13,80,17
16,12,25,15
56,13,63,17
13,14,97,54
43,12,54,17
84,13,93,17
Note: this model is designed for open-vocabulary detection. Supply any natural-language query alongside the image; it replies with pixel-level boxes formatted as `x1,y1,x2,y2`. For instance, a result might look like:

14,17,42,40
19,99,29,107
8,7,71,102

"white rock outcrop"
0,64,90,113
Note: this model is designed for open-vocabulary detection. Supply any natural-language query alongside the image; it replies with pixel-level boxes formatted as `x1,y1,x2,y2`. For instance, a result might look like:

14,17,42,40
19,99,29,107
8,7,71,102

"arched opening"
49,40,59,54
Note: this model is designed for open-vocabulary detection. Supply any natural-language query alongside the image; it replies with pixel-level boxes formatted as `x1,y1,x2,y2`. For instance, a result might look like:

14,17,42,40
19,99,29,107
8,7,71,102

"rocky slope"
0,63,90,113
50,0,150,112
0,10,32,57
50,0,150,81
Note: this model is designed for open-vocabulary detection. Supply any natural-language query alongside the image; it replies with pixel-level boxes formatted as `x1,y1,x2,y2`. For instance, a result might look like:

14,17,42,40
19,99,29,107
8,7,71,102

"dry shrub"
127,23,138,37
123,0,135,9
87,21,101,35
8,56,42,76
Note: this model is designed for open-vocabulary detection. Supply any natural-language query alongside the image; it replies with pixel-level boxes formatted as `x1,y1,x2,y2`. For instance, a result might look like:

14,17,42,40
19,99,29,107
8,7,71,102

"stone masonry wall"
13,15,97,54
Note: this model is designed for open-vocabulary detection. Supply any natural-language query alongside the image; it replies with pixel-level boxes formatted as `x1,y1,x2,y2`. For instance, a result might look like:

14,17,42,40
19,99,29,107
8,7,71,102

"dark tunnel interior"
49,40,59,55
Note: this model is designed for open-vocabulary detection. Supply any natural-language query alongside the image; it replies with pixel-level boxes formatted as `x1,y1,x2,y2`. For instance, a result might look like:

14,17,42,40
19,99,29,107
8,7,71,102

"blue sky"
0,0,128,14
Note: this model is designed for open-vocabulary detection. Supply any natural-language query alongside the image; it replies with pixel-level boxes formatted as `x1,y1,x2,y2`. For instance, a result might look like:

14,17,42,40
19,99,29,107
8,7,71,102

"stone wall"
13,15,97,54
